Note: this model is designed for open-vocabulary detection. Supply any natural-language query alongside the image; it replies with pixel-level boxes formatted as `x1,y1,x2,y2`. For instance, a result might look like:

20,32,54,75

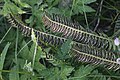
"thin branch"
94,0,104,31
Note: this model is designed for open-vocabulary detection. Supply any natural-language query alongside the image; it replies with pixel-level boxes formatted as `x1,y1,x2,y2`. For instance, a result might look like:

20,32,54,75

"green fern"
6,13,120,71
42,13,116,52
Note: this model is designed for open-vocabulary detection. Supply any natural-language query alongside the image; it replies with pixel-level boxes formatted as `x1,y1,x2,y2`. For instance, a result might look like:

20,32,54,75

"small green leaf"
61,39,73,54
13,0,31,8
20,75,28,80
1,1,26,15
52,0,60,6
9,66,19,80
35,46,43,61
41,65,74,80
19,2,31,8
46,0,54,5
73,0,96,15
29,42,36,60
90,70,107,80
48,7,62,14
24,0,43,6
0,42,11,79
41,67,59,80
81,0,96,4
34,62,46,72
74,65,94,80
23,61,33,72
19,40,30,60
78,5,96,13
25,16,34,24
9,2,26,14
60,65,74,79
56,39,73,60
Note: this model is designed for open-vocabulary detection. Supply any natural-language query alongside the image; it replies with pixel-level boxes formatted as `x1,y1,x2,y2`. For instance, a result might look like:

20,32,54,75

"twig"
70,0,75,17
0,26,12,44
94,0,104,31
82,0,89,29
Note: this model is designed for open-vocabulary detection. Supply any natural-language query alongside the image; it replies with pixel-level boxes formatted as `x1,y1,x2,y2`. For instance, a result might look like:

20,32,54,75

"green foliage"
72,0,96,14
1,1,26,16
0,42,11,79
56,39,73,60
89,70,107,80
73,65,94,80
41,65,74,80
0,0,120,80
9,66,19,80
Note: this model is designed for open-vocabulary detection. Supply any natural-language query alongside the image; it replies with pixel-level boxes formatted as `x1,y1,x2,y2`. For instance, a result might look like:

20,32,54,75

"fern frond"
6,14,120,71
42,13,116,52
6,14,66,46
72,44,120,71
115,15,120,29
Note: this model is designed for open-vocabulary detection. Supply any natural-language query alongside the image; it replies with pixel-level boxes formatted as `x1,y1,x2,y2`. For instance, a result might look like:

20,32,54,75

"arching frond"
42,13,116,52
72,44,120,71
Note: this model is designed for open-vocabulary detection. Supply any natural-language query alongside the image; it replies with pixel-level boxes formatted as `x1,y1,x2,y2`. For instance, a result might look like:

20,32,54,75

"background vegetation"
0,0,120,80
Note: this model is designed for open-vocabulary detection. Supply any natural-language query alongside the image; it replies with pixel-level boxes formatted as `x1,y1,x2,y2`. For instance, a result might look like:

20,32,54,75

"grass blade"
0,42,11,79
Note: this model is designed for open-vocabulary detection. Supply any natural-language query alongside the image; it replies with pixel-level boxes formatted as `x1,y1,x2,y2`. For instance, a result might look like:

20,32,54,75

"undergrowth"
0,0,120,80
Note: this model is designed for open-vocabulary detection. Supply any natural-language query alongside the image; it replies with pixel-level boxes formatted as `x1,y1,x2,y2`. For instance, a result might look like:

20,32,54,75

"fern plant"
6,13,120,71
1,0,120,80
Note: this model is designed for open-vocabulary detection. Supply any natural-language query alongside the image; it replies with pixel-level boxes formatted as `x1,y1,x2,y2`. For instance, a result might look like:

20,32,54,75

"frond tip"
72,44,120,71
